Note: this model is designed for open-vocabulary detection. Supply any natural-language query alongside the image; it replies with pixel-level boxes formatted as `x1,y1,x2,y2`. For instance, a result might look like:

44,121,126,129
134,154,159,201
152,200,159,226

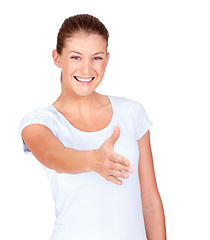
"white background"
0,0,209,239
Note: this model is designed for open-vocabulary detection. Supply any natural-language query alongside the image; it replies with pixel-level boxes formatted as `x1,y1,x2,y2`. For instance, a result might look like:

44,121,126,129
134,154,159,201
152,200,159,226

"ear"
52,49,61,68
105,52,110,66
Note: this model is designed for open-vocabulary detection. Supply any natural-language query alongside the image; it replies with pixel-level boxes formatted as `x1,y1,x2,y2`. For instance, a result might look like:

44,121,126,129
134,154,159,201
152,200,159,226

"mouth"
74,76,95,83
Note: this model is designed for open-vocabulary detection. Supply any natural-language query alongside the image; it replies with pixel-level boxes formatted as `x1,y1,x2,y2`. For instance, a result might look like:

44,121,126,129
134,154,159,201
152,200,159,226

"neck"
53,91,103,113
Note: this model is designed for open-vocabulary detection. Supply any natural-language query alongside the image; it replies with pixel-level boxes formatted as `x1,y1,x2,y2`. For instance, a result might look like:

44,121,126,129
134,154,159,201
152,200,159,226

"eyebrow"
93,52,106,56
68,51,105,56
69,51,82,55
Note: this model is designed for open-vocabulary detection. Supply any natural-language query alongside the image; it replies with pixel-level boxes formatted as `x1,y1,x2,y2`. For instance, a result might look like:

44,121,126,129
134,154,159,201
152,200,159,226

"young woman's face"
53,32,109,97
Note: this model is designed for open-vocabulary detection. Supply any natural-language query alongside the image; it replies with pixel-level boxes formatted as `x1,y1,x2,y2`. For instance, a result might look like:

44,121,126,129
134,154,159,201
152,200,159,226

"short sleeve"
19,108,55,153
135,102,152,141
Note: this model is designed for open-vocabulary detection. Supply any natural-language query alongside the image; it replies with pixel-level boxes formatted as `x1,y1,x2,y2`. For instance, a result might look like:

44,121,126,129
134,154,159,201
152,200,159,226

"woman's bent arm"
138,131,167,239
22,124,132,185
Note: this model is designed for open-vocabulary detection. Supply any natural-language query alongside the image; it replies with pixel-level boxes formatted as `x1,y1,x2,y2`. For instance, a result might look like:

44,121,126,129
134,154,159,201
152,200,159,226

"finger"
109,169,129,179
112,153,130,166
106,126,120,146
106,175,123,186
111,162,133,173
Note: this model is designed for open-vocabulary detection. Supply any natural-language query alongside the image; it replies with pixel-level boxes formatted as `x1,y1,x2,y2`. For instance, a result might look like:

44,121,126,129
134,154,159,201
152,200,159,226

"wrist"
87,149,97,172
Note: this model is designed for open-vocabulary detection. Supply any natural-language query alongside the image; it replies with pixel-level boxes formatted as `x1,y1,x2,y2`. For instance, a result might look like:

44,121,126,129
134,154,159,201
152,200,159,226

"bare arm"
22,124,133,185
138,131,167,239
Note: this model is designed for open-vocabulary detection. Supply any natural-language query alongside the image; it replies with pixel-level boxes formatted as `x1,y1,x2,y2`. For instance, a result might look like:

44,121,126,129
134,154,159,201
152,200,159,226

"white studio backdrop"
0,0,209,239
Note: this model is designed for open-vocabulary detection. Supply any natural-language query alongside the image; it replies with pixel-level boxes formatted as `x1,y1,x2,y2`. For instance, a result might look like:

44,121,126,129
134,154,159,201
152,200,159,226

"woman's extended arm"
138,131,167,239
22,124,132,185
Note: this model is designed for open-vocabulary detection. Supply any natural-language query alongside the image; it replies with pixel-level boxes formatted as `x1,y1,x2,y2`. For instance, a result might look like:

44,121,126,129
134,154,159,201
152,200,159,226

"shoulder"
20,105,57,135
20,105,56,124
109,95,146,114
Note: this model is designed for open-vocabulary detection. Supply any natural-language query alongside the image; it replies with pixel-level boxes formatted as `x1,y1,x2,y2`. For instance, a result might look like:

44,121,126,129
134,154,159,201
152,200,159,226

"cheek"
63,62,78,74
96,62,107,74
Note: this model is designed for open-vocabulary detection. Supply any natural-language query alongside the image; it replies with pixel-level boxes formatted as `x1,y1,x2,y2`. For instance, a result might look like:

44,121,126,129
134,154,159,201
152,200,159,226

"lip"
74,76,95,83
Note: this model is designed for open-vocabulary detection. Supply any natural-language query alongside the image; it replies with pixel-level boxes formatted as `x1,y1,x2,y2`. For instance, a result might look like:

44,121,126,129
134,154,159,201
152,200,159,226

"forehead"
64,32,107,53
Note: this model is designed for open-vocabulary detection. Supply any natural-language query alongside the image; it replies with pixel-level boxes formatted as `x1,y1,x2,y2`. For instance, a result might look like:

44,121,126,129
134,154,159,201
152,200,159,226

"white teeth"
75,77,94,82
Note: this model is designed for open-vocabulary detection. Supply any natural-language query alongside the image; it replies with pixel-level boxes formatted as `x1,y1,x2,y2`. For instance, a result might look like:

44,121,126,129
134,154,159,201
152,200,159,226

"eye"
93,57,103,61
71,56,80,60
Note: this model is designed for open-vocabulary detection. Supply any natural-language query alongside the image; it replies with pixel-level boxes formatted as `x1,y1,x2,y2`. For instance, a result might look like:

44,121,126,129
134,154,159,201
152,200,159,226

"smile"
74,76,95,83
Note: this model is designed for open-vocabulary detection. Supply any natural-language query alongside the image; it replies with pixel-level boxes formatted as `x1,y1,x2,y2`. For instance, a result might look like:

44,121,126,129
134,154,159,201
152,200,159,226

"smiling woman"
52,32,109,97
20,14,166,240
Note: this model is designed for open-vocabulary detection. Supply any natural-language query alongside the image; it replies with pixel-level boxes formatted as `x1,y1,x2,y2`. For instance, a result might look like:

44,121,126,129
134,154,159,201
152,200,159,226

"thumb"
107,126,120,146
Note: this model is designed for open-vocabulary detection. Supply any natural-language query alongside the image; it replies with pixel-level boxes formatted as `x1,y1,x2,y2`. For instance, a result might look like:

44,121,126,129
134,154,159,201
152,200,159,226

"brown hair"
56,14,109,55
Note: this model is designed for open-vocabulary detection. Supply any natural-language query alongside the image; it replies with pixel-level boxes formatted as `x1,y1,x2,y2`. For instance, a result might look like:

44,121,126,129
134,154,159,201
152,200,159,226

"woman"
20,14,166,240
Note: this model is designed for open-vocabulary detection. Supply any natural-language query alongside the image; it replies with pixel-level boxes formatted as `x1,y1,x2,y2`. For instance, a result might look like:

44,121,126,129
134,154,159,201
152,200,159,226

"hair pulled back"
56,14,109,54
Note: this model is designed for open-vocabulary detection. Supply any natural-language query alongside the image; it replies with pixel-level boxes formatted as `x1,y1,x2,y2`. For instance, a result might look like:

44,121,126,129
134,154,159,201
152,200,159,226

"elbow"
43,150,55,171
142,191,163,211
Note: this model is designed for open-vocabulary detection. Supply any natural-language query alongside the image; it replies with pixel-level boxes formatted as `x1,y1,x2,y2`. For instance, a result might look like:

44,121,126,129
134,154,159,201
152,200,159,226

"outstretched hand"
90,126,133,185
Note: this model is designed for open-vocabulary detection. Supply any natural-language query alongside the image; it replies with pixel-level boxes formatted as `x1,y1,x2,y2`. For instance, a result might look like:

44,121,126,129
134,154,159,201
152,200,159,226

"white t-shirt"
20,96,152,240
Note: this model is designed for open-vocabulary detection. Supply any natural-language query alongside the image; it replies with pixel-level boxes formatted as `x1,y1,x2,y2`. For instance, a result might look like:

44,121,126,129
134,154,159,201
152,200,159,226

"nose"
81,59,92,75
